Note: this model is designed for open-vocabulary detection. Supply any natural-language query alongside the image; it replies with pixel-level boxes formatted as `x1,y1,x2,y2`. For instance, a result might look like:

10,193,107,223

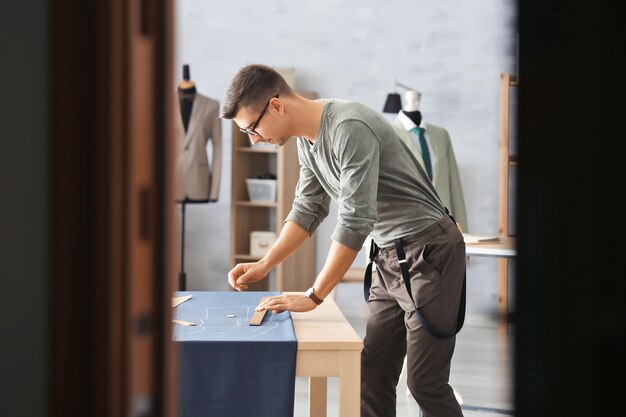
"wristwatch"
304,287,324,305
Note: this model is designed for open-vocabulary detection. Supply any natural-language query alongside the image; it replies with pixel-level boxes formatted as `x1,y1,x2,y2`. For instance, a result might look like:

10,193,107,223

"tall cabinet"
229,93,317,291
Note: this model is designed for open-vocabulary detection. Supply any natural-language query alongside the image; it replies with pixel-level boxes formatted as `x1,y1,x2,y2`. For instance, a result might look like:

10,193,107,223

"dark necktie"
411,127,433,180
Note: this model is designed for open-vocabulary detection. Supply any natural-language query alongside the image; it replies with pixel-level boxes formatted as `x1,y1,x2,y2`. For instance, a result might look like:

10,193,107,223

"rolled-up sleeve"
285,163,331,235
331,120,379,250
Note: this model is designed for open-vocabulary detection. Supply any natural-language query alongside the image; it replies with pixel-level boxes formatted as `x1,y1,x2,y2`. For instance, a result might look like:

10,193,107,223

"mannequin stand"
178,198,209,291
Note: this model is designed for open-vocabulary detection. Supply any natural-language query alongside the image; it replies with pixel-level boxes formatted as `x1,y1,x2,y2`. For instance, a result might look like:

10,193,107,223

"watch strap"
306,287,324,305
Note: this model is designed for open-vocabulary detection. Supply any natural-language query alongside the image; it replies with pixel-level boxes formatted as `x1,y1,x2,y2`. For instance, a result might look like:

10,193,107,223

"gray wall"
175,0,517,321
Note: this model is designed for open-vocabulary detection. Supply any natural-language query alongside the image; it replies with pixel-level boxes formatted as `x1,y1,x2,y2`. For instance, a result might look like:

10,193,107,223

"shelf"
236,146,278,154
234,254,262,261
230,92,317,292
235,200,278,208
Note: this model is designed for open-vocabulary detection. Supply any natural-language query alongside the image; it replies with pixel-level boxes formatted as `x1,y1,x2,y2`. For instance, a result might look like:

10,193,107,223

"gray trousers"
361,216,465,417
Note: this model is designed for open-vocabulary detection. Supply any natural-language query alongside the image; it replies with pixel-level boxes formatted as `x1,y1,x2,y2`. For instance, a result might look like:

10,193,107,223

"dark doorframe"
515,2,625,416
50,0,176,416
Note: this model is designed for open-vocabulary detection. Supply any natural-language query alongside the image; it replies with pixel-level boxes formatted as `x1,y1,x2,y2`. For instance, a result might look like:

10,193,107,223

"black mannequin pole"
179,201,187,291
178,198,209,290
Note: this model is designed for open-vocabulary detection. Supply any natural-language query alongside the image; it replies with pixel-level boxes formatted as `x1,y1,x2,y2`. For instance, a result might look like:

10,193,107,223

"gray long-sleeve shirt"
285,99,446,250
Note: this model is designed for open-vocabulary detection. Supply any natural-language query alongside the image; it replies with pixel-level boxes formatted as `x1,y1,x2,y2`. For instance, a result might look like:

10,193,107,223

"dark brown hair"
219,64,293,119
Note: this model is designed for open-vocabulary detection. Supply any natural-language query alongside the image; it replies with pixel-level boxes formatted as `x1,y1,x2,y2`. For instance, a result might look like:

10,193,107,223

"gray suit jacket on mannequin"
176,93,222,201
392,118,469,231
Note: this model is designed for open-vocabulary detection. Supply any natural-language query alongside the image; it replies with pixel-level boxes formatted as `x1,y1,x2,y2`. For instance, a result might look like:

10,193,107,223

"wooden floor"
294,282,514,417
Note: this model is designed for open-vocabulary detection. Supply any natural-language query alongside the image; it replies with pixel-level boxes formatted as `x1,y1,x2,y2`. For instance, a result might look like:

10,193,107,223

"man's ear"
270,97,284,115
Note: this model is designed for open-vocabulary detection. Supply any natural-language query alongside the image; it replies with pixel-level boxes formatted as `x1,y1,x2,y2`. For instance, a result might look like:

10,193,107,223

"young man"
222,64,466,417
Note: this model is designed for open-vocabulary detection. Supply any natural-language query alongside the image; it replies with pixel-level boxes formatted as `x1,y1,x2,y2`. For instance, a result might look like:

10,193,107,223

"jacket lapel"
175,105,185,145
182,95,203,150
393,118,425,168
425,123,445,183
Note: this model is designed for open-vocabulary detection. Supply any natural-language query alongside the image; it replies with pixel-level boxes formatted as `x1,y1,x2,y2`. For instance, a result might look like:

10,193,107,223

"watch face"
305,288,322,304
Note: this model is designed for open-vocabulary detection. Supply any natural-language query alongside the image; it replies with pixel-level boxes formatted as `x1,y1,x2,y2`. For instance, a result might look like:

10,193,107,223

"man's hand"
255,293,318,314
227,261,270,291
227,222,311,291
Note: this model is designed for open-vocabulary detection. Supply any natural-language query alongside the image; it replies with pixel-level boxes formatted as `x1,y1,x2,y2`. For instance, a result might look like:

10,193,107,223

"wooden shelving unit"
229,94,317,291
497,72,518,330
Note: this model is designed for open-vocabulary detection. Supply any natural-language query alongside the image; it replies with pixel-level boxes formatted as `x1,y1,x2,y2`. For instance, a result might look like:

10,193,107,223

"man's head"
220,64,294,145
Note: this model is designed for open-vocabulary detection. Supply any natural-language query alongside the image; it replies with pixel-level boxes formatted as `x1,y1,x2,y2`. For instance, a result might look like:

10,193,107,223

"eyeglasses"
239,94,279,137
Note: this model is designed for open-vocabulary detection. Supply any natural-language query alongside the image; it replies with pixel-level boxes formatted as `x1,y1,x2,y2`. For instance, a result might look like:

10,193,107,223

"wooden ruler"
172,319,196,326
249,296,269,326
172,294,192,308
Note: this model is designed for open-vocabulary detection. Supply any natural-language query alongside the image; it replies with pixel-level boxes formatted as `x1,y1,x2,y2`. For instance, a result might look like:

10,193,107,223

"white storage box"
245,179,277,202
250,231,278,257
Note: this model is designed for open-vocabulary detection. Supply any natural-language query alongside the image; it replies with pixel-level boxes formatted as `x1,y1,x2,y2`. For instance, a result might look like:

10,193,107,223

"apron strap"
394,237,466,340
363,239,379,302
363,208,466,339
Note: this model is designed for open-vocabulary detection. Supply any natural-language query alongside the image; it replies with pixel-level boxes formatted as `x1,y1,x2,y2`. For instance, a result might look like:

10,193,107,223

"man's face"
234,97,290,146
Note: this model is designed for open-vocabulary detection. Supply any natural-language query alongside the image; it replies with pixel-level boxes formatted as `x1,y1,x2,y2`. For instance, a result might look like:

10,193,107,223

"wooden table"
465,237,517,332
465,236,516,258
289,293,363,417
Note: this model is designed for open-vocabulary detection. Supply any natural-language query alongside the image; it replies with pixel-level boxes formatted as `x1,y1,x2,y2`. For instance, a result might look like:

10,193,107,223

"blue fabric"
173,291,297,417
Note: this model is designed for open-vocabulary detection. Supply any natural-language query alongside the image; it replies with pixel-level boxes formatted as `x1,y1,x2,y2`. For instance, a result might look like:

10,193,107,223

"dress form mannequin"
402,90,422,125
175,64,223,290
392,89,469,232
176,63,222,203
